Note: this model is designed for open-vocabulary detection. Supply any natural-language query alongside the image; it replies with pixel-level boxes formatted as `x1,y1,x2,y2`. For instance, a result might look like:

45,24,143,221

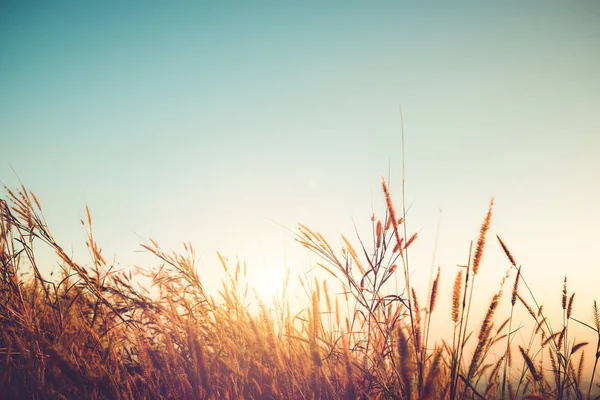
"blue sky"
1,1,599,325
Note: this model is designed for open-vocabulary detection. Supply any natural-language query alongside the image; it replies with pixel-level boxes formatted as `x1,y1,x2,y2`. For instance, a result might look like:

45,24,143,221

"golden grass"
1,183,599,399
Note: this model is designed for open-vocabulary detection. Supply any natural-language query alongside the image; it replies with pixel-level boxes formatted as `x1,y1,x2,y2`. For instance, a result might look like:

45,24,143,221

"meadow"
1,180,598,400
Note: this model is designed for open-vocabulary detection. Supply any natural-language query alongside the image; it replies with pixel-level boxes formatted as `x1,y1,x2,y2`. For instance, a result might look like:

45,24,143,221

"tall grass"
1,183,598,399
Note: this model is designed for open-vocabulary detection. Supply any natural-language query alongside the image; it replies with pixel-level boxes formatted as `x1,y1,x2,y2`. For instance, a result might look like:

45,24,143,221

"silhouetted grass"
1,182,598,399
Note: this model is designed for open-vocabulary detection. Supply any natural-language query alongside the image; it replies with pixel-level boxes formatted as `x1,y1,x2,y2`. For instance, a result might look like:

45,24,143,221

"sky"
1,1,599,341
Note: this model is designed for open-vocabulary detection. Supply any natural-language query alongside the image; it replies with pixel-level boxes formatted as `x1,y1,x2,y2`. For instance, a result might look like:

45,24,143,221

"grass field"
1,180,599,399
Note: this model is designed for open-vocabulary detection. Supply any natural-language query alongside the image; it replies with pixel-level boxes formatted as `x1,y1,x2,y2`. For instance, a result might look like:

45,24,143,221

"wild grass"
1,182,599,399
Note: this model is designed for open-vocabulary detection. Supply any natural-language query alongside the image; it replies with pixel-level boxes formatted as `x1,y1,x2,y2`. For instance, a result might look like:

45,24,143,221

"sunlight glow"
248,263,286,303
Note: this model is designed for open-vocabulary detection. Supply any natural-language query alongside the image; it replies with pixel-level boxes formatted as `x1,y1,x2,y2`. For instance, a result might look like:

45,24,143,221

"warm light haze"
1,2,599,399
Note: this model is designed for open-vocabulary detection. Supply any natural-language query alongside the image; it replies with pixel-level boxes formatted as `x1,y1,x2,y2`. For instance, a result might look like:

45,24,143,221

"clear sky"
1,1,599,331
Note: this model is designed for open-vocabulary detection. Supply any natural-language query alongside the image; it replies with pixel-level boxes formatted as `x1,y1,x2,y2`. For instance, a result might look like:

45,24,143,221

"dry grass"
1,182,599,399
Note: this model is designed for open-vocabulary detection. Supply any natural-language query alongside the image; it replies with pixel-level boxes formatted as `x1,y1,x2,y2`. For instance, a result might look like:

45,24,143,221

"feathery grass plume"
421,267,441,370
316,231,334,255
542,331,562,348
517,293,537,321
497,235,517,267
567,362,580,397
310,291,322,367
341,235,365,275
404,232,418,250
452,270,463,323
472,198,494,275
393,240,403,253
567,293,575,319
423,348,443,399
570,341,588,355
495,317,510,337
396,327,413,400
556,327,566,351
323,280,332,315
381,177,402,254
467,291,501,381
519,345,542,382
429,267,440,313
507,379,516,400
388,263,397,275
385,214,392,230
375,220,383,249
341,333,356,399
191,334,211,398
594,300,600,331
586,300,600,398
577,351,585,389
314,276,321,303
486,354,505,390
29,190,42,211
503,266,521,400
562,276,567,310
411,287,422,350
511,267,521,306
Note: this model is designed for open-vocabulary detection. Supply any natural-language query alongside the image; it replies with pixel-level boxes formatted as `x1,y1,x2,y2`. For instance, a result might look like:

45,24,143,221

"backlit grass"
1,181,598,399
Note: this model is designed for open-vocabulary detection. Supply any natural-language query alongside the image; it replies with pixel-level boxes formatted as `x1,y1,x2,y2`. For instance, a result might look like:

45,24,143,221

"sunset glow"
1,2,599,399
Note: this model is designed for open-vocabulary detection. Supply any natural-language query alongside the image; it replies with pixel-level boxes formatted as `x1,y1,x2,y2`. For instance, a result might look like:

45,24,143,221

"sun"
248,263,287,302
